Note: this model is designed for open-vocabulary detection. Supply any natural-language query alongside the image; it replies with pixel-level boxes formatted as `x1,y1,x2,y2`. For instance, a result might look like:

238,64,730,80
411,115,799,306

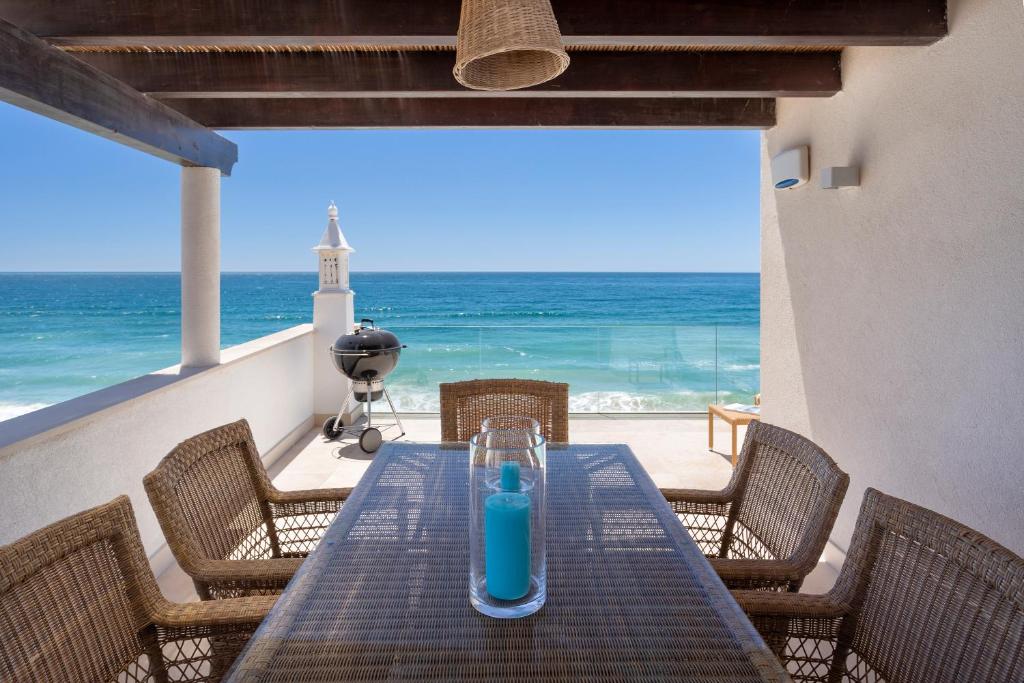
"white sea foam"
570,392,648,412
0,402,50,422
385,386,745,414
569,390,715,412
724,363,760,371
387,389,441,413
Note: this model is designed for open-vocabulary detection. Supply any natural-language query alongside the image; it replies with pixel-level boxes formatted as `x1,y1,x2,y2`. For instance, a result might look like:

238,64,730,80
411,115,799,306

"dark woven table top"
226,443,789,682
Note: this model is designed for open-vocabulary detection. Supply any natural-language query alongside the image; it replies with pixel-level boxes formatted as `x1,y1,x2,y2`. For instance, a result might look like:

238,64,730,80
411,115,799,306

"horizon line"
0,269,761,275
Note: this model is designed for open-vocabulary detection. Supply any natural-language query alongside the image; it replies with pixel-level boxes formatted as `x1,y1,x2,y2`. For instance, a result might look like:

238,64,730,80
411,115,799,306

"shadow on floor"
708,449,736,464
326,419,407,461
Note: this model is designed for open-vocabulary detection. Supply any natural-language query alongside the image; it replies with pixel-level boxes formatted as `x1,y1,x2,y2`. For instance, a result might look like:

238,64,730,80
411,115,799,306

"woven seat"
662,421,849,591
440,379,569,442
735,488,1024,682
144,419,349,599
0,496,273,683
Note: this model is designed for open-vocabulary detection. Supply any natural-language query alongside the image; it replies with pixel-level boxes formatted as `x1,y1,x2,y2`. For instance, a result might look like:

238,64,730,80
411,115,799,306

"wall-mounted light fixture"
821,166,861,189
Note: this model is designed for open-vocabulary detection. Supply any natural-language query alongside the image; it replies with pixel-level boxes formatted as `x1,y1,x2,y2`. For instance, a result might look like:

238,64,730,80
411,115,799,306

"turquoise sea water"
0,272,759,420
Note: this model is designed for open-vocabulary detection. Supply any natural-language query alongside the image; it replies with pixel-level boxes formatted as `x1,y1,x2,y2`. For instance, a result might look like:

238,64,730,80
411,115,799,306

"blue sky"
0,102,760,272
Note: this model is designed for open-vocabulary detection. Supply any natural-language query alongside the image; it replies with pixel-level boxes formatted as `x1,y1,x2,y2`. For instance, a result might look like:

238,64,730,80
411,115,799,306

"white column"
180,166,221,367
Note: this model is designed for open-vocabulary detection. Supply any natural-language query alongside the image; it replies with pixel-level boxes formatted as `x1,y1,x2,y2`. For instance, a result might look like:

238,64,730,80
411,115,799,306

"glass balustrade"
381,324,759,413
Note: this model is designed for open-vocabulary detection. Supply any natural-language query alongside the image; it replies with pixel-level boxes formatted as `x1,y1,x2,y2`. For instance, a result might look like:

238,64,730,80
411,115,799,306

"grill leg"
383,386,405,437
365,393,372,428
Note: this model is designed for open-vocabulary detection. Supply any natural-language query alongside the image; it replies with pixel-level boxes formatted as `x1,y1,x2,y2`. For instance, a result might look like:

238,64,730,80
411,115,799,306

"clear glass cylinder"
481,415,541,435
469,429,546,618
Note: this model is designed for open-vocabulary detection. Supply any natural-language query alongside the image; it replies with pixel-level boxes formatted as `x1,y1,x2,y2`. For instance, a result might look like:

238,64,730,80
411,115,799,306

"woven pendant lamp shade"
454,0,570,91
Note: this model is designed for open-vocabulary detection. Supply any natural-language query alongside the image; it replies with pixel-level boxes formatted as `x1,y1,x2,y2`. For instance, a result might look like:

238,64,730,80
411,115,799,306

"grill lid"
332,319,402,354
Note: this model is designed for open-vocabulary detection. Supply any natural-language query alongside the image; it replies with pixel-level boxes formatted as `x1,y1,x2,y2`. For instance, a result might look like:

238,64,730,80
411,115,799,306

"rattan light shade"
454,0,570,91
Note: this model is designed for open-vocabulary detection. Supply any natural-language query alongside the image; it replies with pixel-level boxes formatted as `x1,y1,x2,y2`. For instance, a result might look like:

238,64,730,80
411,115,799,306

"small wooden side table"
708,404,761,467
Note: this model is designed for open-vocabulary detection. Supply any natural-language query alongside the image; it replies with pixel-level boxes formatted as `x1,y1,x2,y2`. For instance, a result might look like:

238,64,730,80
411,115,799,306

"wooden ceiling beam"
75,50,840,99
0,0,947,47
0,18,236,174
160,97,776,129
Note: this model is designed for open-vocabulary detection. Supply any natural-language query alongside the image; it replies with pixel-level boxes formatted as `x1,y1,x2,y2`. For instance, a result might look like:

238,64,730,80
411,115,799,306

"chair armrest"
708,557,807,591
733,590,850,660
266,486,351,506
661,488,734,557
265,490,348,558
660,487,735,507
734,590,849,620
267,487,348,524
151,595,277,630
150,596,276,680
189,557,304,586
267,487,350,521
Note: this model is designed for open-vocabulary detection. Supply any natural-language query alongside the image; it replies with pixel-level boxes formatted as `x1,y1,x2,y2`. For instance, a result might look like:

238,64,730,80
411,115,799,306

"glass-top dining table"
225,442,790,682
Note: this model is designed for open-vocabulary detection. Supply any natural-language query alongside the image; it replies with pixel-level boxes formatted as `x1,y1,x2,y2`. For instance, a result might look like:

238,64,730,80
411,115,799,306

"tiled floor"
158,414,839,601
271,414,736,493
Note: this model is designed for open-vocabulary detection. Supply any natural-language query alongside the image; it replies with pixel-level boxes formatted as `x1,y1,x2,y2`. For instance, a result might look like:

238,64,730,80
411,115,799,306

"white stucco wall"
0,325,315,559
313,290,356,421
761,0,1024,556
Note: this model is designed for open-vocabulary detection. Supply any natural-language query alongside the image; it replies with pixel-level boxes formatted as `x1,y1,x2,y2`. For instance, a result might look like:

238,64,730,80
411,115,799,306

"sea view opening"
0,116,762,424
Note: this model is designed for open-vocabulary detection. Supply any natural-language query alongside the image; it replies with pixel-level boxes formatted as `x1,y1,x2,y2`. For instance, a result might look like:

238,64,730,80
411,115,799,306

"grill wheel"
359,427,384,453
322,416,343,440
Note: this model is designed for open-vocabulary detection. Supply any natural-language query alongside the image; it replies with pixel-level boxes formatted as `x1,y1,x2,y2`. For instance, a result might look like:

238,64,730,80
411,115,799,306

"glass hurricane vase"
469,429,546,618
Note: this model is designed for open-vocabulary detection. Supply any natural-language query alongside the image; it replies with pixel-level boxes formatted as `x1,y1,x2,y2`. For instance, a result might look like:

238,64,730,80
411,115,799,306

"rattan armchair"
440,378,569,442
144,419,349,600
0,496,274,683
735,488,1024,682
662,421,849,591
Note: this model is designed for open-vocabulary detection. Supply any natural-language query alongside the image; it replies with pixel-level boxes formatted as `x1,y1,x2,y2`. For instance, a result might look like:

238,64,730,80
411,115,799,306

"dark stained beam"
161,97,776,129
0,18,236,174
75,50,841,99
0,0,947,47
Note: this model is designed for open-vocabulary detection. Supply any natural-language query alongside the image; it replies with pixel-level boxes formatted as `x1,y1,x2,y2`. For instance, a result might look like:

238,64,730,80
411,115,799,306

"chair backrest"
440,379,570,442
725,422,849,572
144,419,277,568
0,496,162,682
832,488,1024,683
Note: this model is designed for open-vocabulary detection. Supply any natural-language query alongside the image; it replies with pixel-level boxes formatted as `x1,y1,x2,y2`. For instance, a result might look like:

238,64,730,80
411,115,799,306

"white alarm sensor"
771,147,809,189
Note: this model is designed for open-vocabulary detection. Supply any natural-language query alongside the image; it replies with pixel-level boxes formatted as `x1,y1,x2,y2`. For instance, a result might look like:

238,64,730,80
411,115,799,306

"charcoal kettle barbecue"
322,319,406,452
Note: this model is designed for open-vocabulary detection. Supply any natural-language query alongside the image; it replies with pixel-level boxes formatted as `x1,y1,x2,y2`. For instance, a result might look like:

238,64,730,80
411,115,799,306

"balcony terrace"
2,0,1024,680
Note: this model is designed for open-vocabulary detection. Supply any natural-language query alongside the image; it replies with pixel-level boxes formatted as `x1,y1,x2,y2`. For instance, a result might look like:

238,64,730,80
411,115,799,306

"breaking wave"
0,402,50,422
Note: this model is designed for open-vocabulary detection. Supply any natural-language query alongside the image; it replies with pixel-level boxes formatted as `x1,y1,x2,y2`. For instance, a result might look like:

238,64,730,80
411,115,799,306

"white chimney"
313,201,354,291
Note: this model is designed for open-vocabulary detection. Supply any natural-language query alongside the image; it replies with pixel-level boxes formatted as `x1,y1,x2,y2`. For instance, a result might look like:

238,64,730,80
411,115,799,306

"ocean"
0,272,759,420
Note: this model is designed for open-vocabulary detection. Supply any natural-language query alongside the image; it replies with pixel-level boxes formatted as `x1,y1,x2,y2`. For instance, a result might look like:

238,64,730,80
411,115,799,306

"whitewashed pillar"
180,166,221,367
313,202,357,422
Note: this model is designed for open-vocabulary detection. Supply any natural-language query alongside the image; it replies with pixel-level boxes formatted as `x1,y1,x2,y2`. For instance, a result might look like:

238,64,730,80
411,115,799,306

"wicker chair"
144,419,349,600
661,421,849,591
735,488,1024,682
0,496,274,682
440,379,569,442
